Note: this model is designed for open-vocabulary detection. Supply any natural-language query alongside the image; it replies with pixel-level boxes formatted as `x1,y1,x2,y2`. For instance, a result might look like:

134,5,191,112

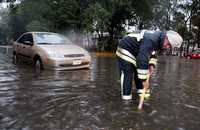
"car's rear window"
35,33,72,45
192,50,200,53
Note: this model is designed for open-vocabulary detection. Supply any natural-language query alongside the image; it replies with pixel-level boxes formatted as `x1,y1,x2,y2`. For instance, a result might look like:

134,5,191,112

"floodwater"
0,49,200,130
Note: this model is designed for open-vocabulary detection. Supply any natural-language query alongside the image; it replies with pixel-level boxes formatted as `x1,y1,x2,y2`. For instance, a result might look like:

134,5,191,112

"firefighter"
116,30,183,100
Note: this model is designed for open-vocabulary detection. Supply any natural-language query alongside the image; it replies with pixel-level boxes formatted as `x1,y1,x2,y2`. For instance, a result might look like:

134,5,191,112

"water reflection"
0,51,200,130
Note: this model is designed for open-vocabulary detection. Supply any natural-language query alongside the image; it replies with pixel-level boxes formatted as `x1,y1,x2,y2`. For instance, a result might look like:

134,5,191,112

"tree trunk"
187,41,190,53
197,27,200,48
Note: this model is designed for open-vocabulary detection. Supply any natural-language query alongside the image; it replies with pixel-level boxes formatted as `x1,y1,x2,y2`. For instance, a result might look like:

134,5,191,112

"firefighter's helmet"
166,30,183,48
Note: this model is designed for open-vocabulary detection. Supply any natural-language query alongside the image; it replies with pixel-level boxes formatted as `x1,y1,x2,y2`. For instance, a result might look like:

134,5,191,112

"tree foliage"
177,0,200,49
0,0,199,51
0,0,158,49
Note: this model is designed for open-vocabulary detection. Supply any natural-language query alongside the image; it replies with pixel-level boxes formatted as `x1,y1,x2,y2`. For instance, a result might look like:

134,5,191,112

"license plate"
73,60,82,65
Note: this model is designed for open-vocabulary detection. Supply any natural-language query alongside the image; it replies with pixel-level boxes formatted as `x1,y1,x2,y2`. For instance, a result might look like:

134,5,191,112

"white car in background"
13,32,91,70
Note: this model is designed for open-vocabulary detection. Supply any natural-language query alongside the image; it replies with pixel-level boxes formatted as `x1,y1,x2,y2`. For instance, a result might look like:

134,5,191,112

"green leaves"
5,0,158,34
3,0,199,49
83,2,110,33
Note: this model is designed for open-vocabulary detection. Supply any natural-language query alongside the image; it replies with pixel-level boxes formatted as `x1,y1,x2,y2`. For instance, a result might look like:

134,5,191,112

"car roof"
16,32,63,41
30,32,59,34
22,32,60,36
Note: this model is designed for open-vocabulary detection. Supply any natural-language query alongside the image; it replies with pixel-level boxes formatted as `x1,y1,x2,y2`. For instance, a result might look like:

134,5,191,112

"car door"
197,51,200,58
16,34,27,61
21,33,34,63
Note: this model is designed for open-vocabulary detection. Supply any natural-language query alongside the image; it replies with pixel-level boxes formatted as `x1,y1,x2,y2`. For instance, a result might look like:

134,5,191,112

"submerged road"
0,49,200,130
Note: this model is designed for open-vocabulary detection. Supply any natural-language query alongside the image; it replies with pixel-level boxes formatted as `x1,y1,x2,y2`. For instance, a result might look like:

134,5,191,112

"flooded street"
0,49,200,130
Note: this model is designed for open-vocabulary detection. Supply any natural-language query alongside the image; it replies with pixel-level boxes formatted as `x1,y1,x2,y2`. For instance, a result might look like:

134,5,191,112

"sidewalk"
92,51,116,57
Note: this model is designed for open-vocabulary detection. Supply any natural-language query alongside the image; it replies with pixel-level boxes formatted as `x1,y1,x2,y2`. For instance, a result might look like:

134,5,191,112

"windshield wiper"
37,42,52,45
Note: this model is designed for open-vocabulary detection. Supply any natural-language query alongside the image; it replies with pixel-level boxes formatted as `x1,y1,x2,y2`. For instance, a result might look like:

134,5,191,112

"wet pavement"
0,49,200,130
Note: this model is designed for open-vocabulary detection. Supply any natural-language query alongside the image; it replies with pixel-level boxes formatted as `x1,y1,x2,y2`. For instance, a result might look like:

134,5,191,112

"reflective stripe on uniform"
117,47,136,60
137,69,148,80
137,89,150,94
149,58,157,65
137,69,148,74
127,30,145,42
127,33,142,42
138,89,151,99
122,95,132,100
116,48,137,67
138,74,148,80
120,71,124,97
120,71,132,100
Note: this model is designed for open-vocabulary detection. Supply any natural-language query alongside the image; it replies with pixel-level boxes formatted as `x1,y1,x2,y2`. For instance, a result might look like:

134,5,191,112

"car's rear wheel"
34,57,43,71
186,56,191,59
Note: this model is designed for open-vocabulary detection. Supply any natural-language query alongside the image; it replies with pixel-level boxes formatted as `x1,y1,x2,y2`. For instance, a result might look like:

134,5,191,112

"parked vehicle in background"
185,50,200,59
13,32,91,70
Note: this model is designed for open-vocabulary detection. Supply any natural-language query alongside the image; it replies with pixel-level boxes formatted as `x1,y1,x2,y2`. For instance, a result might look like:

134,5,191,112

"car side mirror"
24,41,33,46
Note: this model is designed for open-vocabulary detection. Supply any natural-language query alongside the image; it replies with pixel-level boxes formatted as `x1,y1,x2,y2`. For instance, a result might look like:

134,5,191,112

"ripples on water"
0,50,200,130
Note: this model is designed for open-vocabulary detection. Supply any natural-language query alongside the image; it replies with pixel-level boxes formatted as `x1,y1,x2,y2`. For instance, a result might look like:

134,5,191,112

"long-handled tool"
138,74,150,110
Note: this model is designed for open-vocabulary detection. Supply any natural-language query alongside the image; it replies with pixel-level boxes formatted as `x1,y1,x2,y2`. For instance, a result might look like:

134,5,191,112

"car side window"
24,34,33,44
17,35,26,44
17,34,33,44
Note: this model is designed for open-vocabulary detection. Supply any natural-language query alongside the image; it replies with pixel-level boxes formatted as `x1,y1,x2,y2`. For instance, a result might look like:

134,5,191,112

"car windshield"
35,33,72,45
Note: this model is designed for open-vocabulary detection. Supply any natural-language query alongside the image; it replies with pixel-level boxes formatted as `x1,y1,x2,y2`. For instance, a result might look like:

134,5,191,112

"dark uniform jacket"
116,30,166,80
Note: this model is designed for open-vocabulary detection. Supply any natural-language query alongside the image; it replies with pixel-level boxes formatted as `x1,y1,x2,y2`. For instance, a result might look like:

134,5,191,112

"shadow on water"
0,49,200,130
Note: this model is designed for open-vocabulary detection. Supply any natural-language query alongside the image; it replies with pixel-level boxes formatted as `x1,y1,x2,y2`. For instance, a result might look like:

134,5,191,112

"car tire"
34,57,43,71
186,56,191,59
